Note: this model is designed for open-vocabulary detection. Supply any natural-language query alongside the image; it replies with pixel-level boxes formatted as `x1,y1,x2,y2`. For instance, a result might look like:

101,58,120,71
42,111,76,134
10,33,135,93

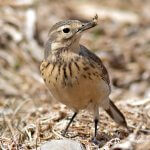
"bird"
40,15,127,141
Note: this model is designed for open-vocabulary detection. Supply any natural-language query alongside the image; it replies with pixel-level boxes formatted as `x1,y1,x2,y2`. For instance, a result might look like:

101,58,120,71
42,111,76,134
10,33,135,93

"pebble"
40,139,85,150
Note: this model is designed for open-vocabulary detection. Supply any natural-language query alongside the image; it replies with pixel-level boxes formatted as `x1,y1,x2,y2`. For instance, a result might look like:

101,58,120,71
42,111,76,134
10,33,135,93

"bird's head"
44,15,98,59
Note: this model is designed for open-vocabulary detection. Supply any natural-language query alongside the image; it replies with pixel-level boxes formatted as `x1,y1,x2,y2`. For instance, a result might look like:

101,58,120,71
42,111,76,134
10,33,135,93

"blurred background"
0,0,150,149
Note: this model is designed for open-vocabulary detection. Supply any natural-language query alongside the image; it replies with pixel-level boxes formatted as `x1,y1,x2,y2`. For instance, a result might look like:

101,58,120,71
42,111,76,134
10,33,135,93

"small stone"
40,139,85,150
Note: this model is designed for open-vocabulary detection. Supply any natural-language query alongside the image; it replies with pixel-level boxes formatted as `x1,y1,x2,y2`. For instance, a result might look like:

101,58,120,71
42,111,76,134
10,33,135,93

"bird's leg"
94,118,99,138
92,106,101,144
62,112,77,136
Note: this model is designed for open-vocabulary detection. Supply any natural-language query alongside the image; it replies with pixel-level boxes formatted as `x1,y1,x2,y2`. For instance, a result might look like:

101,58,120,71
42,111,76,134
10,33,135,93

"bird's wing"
79,45,110,85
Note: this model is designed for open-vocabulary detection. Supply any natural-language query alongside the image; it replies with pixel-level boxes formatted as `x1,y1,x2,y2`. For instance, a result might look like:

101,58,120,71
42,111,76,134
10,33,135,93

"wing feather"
79,45,110,85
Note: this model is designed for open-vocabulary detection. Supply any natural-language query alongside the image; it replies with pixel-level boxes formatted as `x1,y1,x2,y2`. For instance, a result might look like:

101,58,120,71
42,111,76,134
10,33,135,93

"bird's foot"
91,133,111,147
91,136,106,148
92,137,102,145
61,130,67,137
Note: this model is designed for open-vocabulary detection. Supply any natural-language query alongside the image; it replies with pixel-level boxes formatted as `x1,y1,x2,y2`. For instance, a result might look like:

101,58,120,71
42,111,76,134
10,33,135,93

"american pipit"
40,15,127,141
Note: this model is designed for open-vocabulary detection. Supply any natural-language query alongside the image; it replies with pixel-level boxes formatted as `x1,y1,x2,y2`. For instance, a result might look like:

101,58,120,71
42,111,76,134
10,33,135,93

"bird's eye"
63,28,70,33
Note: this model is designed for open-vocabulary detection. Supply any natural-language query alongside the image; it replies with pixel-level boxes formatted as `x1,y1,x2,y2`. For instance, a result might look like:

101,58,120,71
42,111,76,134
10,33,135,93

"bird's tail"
105,99,127,128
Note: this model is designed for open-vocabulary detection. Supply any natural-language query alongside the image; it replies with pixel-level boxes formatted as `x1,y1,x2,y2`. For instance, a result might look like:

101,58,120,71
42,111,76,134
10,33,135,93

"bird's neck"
47,41,80,63
51,37,80,54
69,37,80,53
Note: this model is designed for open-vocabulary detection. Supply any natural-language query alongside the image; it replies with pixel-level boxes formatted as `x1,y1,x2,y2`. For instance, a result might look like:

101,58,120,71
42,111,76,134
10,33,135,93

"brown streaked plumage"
40,15,127,142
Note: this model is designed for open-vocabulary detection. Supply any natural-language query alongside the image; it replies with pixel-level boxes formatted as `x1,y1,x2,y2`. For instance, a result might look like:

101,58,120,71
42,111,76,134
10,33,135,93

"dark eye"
63,28,70,33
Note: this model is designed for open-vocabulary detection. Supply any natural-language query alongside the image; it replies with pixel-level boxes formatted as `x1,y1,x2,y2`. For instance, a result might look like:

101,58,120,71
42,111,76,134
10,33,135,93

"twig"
35,119,40,150
0,113,7,137
52,129,65,139
40,135,53,140
13,99,31,119
112,123,142,150
128,125,150,135
4,117,15,139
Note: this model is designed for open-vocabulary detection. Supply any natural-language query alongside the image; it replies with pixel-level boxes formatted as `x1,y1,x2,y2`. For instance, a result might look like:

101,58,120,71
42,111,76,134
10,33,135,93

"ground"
0,0,150,149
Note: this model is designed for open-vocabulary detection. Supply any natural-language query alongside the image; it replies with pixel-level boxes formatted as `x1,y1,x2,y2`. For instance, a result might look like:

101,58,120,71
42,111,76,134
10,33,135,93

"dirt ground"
0,0,150,149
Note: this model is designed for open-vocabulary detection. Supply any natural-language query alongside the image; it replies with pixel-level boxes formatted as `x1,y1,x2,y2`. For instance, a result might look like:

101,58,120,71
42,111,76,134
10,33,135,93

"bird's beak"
77,14,98,33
